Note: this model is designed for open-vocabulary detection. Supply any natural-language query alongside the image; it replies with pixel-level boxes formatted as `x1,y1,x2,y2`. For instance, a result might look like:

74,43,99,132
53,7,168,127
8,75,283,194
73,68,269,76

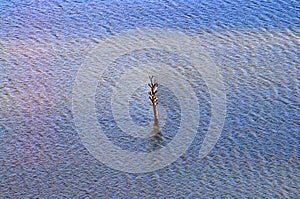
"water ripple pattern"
72,28,226,173
1,0,299,198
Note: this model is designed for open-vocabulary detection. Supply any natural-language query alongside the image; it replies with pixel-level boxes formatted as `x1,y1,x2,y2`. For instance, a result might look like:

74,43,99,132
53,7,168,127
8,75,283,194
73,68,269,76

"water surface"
1,0,299,198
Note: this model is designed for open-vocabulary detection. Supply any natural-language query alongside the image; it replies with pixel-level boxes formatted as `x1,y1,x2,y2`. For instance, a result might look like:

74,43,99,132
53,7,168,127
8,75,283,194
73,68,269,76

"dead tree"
148,76,162,141
148,76,159,123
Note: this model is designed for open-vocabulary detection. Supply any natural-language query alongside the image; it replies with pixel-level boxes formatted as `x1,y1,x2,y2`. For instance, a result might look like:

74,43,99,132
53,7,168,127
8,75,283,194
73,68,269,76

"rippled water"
1,0,299,198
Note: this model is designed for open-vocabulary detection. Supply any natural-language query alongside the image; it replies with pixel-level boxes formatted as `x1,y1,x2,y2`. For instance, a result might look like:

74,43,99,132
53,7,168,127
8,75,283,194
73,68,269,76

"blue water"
1,0,299,198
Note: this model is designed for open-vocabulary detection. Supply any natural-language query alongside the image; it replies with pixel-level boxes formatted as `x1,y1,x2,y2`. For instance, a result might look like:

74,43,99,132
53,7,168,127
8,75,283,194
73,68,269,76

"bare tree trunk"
153,104,159,123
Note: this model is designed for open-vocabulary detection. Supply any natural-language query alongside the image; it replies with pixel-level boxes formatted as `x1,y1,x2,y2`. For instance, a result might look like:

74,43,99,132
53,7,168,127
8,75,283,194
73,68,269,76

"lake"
1,0,299,198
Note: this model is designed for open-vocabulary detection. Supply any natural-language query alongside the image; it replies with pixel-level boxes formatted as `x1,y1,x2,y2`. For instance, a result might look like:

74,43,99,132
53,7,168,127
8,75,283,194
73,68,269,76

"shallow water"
1,0,299,198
